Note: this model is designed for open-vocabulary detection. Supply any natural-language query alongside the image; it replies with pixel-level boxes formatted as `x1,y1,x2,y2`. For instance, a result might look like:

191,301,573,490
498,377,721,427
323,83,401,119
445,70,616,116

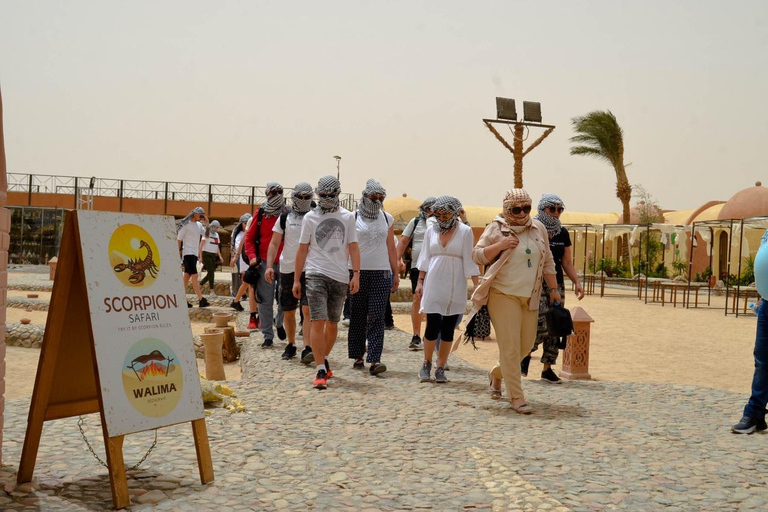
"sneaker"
418,360,432,382
281,344,297,360
370,362,387,375
247,316,258,330
521,355,531,377
300,347,314,364
187,301,193,308
276,325,286,341
435,367,448,383
261,339,273,348
230,300,244,312
313,370,328,390
541,368,562,384
341,318,350,327
324,359,333,379
731,416,768,434
198,297,210,308
353,359,365,370
385,324,395,331
408,335,422,350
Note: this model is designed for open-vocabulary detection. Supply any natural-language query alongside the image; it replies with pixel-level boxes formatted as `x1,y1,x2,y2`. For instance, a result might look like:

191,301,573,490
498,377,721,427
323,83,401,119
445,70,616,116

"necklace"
520,231,532,268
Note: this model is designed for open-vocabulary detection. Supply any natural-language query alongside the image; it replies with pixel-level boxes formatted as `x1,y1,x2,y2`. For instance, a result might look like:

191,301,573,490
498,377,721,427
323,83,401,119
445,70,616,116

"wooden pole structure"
482,119,555,189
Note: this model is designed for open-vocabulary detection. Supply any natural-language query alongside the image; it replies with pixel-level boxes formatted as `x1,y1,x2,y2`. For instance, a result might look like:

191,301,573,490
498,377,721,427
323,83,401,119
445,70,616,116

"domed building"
718,182,768,220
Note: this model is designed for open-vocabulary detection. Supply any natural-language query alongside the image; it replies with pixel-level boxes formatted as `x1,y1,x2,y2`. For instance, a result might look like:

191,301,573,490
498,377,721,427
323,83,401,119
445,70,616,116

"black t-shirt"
549,227,572,286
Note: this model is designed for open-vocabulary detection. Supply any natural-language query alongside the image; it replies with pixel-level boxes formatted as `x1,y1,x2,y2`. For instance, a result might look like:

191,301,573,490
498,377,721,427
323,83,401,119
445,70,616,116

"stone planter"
212,312,234,328
200,329,226,380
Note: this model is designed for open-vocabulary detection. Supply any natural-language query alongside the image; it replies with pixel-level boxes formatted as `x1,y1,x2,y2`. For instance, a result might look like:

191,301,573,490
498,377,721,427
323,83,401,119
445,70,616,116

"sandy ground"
3,287,759,399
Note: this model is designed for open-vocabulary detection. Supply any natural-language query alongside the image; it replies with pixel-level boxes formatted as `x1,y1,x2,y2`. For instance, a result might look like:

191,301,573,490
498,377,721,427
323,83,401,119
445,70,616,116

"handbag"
463,305,491,346
242,263,260,286
545,301,573,349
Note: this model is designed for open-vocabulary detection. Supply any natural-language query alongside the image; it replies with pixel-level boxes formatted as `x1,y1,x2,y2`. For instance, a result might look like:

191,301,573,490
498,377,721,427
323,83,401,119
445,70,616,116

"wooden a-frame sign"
17,210,214,509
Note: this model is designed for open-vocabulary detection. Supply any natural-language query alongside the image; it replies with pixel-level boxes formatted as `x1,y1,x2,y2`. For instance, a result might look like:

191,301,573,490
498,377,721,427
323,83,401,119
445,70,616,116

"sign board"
79,211,204,436
18,211,213,509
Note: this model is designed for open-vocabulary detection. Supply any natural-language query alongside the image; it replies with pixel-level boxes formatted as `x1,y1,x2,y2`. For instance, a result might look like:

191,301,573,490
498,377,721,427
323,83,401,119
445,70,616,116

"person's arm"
198,237,205,261
292,243,309,299
386,224,400,291
562,246,584,300
265,232,283,284
348,242,361,294
243,214,259,265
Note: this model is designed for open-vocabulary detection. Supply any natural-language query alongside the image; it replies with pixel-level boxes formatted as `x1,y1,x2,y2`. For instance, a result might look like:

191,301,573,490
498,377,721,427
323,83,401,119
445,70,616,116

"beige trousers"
488,288,538,400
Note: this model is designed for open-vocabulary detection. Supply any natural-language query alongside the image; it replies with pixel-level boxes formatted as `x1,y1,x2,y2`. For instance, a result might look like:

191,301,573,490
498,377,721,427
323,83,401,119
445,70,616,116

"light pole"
333,155,341,180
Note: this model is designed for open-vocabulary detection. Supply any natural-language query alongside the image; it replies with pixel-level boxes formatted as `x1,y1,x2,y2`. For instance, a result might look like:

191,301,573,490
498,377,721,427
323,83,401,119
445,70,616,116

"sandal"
488,372,502,400
353,359,365,370
510,400,533,415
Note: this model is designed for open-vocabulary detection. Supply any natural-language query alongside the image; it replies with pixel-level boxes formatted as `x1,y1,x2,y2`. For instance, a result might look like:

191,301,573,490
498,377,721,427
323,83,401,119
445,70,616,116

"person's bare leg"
191,275,203,300
436,338,453,368
411,295,422,335
183,273,191,291
284,310,297,345
248,285,257,313
324,321,338,357
423,339,436,364
301,305,312,349
235,281,248,301
311,320,327,366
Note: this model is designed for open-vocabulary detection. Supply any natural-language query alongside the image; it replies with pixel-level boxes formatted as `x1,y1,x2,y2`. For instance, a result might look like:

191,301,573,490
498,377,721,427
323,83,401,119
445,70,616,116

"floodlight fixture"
523,101,542,123
496,97,517,121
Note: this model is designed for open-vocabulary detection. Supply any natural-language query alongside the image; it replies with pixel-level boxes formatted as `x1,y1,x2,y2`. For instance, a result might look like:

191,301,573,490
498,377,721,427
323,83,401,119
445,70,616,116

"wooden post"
513,124,524,188
48,256,58,280
560,306,594,380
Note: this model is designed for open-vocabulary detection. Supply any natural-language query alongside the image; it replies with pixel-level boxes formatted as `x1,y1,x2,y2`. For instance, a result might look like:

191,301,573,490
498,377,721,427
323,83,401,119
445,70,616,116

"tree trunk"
513,123,524,188
615,162,632,264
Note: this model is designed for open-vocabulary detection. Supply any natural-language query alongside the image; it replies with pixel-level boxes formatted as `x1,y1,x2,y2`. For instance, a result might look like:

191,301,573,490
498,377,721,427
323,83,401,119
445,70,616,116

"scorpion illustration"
126,350,175,381
114,240,159,284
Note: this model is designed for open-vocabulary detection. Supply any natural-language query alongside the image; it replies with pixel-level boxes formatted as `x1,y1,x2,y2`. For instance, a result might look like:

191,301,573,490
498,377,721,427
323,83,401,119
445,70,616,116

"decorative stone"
26,293,38,299
200,329,226,380
20,318,31,325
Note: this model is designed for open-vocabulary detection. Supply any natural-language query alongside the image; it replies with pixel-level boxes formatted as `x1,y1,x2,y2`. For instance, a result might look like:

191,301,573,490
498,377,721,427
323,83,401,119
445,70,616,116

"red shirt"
244,209,284,264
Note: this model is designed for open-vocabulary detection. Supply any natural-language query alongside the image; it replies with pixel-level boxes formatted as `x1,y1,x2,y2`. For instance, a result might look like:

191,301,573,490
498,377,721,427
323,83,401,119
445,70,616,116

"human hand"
391,274,400,292
398,259,406,273
459,209,468,223
249,258,259,267
499,234,519,250
265,267,274,284
349,274,360,294
575,283,585,300
549,290,562,306
292,282,302,299
414,282,423,299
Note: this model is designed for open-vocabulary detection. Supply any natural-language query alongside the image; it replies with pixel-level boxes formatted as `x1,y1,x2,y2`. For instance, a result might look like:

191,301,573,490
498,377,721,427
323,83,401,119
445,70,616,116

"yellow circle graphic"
122,338,183,418
108,224,161,288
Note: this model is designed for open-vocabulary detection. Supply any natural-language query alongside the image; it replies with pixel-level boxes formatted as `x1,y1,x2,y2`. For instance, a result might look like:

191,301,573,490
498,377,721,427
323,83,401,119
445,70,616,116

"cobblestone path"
2,326,768,511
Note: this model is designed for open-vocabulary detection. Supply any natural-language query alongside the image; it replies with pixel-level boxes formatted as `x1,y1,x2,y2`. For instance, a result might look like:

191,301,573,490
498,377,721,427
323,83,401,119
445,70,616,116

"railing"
7,173,357,211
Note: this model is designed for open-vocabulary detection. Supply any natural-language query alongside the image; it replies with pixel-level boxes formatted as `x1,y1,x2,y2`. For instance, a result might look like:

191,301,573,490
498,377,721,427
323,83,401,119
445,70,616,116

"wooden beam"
44,399,100,421
483,121,514,154
522,127,555,157
192,419,215,484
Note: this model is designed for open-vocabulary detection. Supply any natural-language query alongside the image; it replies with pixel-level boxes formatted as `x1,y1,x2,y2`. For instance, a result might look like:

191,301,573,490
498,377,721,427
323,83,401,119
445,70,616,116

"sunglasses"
294,194,312,200
509,205,532,215
267,188,283,197
367,194,385,201
318,192,338,199
547,206,565,214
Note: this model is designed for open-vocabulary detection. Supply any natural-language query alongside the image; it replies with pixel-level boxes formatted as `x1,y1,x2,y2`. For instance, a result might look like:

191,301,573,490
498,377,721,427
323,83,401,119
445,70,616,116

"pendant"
525,248,531,254
527,259,532,268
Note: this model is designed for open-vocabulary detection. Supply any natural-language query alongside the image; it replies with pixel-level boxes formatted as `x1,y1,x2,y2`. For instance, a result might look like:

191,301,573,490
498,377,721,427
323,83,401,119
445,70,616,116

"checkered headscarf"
316,175,341,214
358,179,387,220
291,182,314,215
535,193,564,238
502,189,532,227
419,197,437,219
432,195,462,233
177,206,205,232
263,182,285,216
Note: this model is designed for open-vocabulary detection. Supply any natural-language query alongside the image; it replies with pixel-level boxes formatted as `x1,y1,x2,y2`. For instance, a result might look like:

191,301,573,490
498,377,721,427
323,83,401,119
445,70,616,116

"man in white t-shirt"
176,206,210,308
293,176,360,390
266,182,314,363
396,197,436,349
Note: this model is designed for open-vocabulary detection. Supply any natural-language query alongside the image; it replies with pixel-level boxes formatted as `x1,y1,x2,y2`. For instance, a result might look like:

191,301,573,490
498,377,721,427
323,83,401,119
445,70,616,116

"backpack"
355,211,391,226
406,216,420,251
546,302,574,349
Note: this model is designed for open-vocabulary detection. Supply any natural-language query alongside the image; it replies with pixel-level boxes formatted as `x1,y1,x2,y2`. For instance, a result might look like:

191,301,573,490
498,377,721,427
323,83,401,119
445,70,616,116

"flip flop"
510,401,533,415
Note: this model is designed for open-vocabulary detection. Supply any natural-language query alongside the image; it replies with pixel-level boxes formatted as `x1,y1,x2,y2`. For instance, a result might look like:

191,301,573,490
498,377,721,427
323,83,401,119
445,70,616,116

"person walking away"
177,207,210,308
199,220,222,295
468,189,560,414
347,179,399,375
519,193,585,385
397,197,436,350
229,213,251,311
414,196,479,384
244,182,287,346
293,175,360,389
732,228,768,434
265,182,315,362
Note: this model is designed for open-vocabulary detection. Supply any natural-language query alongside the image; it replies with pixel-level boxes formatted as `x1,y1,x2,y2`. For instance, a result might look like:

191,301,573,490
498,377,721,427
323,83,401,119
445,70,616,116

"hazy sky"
1,1,767,213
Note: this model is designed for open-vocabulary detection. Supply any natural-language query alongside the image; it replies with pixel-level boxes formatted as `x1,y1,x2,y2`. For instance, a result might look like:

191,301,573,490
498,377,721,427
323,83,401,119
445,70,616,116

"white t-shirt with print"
177,221,205,257
201,232,221,253
273,211,306,274
354,211,393,271
299,207,358,284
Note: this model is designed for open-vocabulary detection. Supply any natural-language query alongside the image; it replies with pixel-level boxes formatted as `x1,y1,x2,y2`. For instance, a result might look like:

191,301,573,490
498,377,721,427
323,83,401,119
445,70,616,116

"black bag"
546,302,574,349
242,264,260,286
463,305,491,347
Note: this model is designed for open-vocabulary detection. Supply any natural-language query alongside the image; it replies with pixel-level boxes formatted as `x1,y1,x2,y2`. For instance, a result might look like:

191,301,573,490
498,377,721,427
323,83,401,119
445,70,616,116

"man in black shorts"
176,206,210,308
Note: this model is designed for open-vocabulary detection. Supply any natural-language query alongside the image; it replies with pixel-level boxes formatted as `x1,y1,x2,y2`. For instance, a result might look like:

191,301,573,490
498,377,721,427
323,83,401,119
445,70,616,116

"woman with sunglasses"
414,196,479,384
468,189,560,414
520,194,585,384
347,179,399,375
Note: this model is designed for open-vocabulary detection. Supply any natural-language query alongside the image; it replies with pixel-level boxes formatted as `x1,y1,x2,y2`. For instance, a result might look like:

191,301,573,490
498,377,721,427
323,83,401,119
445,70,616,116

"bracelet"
353,270,360,273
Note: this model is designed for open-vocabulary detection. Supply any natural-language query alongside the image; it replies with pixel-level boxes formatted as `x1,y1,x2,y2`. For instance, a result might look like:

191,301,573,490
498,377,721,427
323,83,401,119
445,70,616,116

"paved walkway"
2,324,768,511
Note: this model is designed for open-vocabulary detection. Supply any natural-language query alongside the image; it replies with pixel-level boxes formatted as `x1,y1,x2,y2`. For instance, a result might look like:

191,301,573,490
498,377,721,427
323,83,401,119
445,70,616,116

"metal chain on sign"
78,416,157,470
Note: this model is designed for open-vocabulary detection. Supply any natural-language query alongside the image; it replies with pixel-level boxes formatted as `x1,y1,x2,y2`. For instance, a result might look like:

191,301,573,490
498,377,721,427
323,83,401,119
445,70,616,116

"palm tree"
570,110,632,263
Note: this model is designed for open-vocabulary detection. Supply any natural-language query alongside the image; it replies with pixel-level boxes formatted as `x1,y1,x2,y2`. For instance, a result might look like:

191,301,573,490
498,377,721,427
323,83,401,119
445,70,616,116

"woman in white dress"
414,196,479,383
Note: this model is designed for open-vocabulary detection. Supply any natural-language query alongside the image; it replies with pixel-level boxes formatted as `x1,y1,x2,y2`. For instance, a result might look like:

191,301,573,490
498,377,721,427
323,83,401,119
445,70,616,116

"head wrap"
358,179,387,220
232,213,252,242
315,175,341,214
431,195,462,234
239,213,252,224
535,193,565,238
419,197,437,219
205,219,220,237
291,182,314,215
177,206,205,232
262,182,285,216
502,189,532,227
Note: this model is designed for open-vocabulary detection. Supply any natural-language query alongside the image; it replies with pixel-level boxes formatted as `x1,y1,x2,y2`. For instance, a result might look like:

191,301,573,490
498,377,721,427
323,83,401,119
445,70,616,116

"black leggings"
424,313,459,343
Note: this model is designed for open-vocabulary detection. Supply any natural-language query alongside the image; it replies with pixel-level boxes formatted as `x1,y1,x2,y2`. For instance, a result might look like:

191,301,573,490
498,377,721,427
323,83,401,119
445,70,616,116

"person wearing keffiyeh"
468,189,560,414
521,193,585,384
229,213,252,312
243,182,287,344
176,206,210,308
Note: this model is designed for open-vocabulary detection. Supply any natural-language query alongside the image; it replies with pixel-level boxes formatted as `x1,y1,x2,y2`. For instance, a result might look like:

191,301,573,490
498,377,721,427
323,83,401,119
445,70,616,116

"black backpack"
546,302,574,349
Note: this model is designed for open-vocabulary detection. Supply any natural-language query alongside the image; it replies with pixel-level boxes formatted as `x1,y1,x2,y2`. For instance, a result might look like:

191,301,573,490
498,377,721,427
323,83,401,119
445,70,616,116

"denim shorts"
279,272,307,311
305,273,348,322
